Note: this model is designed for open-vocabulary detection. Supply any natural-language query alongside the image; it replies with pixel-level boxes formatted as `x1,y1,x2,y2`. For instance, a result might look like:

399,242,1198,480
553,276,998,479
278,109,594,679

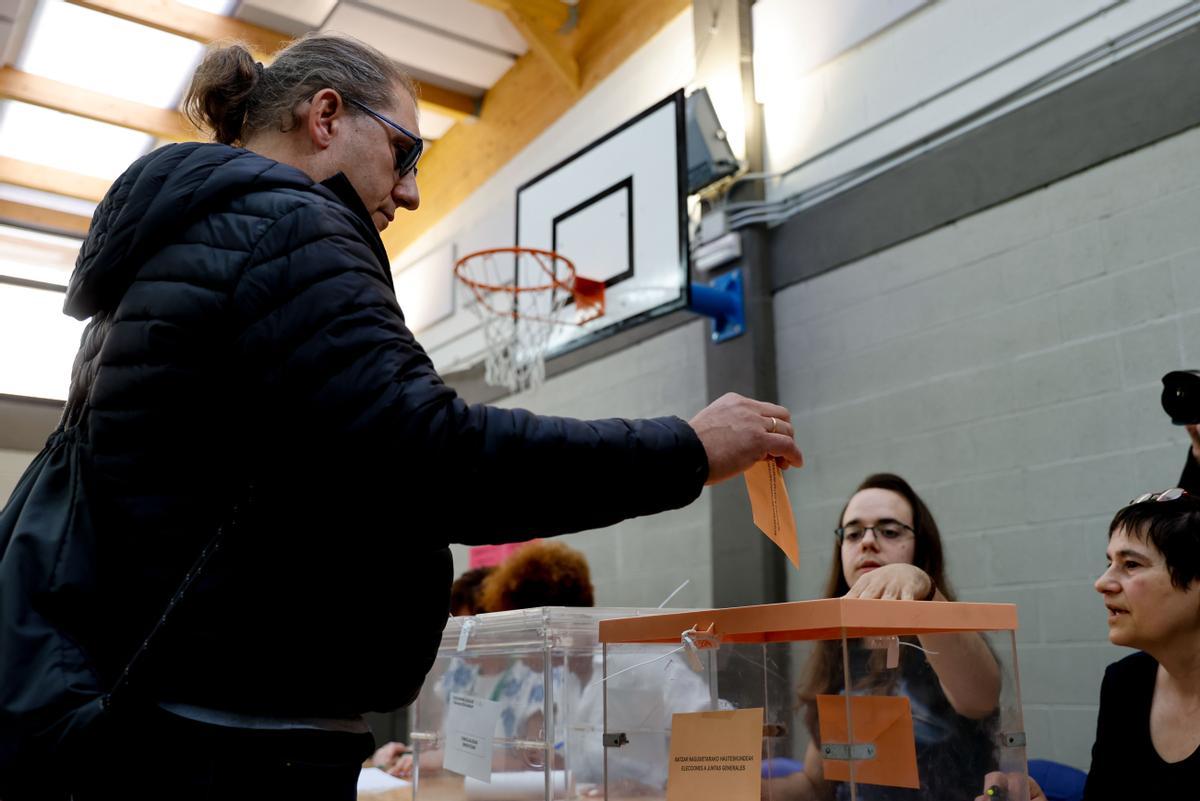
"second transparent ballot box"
409,606,685,801
598,599,1027,801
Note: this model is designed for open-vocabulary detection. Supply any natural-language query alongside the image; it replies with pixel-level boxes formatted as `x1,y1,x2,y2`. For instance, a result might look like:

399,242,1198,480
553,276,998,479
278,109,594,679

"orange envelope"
816,694,919,790
744,460,799,568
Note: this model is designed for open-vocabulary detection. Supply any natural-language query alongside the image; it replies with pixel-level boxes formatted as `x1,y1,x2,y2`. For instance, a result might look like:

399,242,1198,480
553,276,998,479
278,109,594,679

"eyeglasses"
835,522,914,545
348,98,423,177
1129,488,1189,504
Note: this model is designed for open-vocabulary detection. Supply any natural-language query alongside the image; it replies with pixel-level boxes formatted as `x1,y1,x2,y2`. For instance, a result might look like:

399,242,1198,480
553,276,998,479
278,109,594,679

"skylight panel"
0,223,81,287
0,282,84,401
177,0,238,13
0,101,154,181
19,0,207,109
419,110,456,141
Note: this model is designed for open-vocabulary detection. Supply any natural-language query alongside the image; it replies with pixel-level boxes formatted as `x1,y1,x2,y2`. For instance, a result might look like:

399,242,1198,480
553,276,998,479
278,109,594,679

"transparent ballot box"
409,607,684,801
598,599,1026,801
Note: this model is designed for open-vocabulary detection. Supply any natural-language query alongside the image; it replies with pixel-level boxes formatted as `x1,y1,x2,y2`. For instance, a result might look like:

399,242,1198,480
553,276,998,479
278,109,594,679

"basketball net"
455,248,605,394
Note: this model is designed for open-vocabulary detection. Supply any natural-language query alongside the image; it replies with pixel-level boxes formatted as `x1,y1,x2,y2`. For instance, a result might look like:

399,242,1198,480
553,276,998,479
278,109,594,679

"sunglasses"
1129,488,1189,504
348,99,423,177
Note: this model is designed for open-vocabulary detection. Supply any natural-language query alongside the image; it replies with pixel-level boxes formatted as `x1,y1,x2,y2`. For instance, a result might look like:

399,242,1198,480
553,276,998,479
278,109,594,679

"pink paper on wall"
468,540,541,569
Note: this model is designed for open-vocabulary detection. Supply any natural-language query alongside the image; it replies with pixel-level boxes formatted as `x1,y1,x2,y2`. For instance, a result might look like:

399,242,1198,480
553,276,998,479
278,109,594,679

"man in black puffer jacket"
58,34,802,799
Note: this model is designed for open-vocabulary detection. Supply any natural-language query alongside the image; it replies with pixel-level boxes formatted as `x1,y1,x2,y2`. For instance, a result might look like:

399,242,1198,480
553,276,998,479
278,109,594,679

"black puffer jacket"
64,142,708,717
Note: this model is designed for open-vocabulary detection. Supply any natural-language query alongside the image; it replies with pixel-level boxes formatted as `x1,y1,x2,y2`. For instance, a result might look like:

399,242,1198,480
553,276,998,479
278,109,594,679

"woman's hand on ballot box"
844,562,935,602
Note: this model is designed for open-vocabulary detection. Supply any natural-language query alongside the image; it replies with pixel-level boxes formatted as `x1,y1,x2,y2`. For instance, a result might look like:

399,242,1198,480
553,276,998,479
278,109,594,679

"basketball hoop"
454,247,605,393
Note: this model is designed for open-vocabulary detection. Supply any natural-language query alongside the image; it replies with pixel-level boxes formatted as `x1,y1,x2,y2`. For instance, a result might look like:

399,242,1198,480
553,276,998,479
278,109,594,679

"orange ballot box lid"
598,598,1018,645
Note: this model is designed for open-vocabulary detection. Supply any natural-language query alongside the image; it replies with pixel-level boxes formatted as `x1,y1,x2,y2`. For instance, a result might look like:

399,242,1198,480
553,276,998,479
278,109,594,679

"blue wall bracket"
689,267,745,343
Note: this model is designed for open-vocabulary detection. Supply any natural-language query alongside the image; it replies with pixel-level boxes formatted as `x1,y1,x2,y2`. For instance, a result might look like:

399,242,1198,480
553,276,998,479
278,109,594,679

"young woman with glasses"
768,473,1001,801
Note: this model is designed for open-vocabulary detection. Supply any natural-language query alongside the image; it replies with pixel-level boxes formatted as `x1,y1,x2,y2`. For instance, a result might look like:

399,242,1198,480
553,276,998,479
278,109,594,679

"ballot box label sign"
667,707,763,801
443,693,503,782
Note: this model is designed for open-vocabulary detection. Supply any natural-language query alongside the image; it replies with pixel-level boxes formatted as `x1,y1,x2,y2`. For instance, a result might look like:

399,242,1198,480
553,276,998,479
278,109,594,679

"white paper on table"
356,767,412,794
443,692,504,782
464,771,569,800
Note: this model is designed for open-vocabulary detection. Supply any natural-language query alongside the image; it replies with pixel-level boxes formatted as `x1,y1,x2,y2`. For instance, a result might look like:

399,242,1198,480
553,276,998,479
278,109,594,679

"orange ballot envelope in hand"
816,694,919,789
744,460,799,568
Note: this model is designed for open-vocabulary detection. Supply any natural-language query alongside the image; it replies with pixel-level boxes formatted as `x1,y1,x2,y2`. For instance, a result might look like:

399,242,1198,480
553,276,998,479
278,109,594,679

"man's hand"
845,563,933,601
688,393,803,485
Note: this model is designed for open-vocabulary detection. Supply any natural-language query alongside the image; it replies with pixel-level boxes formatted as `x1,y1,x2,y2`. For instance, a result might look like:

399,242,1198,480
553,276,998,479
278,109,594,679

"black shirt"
1083,651,1200,800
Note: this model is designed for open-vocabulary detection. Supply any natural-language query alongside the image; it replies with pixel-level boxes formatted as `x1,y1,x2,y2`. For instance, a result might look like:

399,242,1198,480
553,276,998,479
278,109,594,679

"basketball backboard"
396,90,690,381
515,89,690,356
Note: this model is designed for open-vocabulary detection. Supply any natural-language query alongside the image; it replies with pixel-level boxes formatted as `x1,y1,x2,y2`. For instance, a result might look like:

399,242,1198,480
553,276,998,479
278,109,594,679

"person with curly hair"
449,566,496,617
478,541,596,613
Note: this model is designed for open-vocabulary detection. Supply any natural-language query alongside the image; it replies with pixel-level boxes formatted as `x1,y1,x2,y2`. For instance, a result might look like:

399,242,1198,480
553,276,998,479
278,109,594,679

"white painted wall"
752,0,1196,205
0,447,35,504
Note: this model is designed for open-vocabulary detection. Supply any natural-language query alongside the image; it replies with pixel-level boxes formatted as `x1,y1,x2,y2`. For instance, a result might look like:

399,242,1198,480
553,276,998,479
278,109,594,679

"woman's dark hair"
1110,493,1200,590
184,33,417,146
449,566,495,616
798,473,955,738
478,541,595,613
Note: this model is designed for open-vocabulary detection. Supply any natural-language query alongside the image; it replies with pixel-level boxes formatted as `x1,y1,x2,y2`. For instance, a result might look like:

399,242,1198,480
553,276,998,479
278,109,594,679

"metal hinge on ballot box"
603,732,629,748
1000,731,1026,748
821,742,876,761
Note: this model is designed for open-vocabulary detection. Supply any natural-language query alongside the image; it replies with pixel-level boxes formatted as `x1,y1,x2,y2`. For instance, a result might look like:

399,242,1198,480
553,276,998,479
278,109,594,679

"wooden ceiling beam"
417,83,478,122
472,0,577,90
63,0,478,122
0,199,92,237
383,0,690,259
0,157,110,204
501,4,578,91
0,67,198,141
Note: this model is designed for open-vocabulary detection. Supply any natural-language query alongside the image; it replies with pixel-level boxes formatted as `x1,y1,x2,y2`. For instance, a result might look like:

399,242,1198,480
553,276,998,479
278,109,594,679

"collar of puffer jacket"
64,142,388,320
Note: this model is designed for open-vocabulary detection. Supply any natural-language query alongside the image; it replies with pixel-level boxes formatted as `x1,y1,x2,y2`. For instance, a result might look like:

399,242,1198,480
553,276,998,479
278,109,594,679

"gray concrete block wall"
447,319,713,610
775,124,1200,768
0,449,37,504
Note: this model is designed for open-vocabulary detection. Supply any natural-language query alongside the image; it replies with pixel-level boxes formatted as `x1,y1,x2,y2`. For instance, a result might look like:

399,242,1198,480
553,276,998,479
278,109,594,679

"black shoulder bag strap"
102,489,248,712
64,316,249,712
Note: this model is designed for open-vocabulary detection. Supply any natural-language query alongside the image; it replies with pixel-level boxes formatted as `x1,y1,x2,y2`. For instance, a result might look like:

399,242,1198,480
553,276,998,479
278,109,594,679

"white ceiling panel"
0,222,81,285
239,0,337,30
19,0,204,109
176,0,238,13
0,184,96,217
0,101,153,181
419,109,457,140
323,3,515,91
357,0,527,56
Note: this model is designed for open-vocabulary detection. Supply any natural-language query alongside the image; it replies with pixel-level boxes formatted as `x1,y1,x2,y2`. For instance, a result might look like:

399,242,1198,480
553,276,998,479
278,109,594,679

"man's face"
336,84,421,231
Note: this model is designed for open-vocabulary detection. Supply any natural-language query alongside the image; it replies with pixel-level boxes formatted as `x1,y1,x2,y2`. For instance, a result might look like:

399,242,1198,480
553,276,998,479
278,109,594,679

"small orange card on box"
816,694,919,790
